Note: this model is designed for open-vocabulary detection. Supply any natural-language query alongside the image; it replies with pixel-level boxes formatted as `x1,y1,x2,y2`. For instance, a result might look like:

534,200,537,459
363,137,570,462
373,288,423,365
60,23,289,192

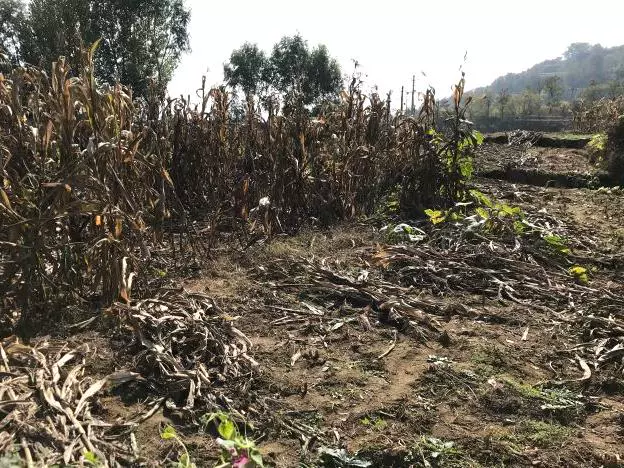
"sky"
169,0,624,103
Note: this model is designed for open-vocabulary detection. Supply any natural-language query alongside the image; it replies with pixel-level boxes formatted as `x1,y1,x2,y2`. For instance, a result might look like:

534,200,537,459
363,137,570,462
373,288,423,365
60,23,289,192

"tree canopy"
224,34,342,108
223,42,267,98
0,0,190,97
0,0,26,68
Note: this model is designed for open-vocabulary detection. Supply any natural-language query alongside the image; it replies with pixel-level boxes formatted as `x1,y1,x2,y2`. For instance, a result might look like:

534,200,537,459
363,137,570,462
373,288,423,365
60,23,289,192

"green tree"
564,42,593,61
266,34,341,106
91,0,191,98
542,75,563,112
519,88,541,116
225,35,342,109
0,0,26,68
302,44,342,105
223,42,267,100
497,88,510,120
22,0,94,70
16,0,190,97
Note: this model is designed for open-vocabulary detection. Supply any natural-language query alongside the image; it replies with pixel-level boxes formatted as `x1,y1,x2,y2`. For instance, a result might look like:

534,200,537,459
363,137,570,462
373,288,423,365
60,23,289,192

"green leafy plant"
569,265,589,284
160,425,197,468
586,132,608,161
202,412,264,468
383,223,427,243
415,436,463,466
83,451,103,467
424,209,447,225
360,415,387,430
543,234,571,255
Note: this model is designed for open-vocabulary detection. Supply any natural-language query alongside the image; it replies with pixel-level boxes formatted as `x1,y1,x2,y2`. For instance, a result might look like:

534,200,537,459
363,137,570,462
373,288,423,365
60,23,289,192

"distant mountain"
469,43,624,99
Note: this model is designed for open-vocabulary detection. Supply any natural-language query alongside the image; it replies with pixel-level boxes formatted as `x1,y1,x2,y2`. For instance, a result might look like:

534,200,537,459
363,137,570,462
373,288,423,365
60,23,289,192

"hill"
470,42,624,101
458,43,624,131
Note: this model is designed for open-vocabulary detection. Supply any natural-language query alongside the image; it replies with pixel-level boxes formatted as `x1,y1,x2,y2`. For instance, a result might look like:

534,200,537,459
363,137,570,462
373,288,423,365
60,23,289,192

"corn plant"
0,43,171,332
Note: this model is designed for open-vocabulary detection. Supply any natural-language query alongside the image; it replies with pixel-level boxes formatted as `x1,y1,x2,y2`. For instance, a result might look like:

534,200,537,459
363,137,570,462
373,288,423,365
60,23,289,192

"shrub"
607,115,624,184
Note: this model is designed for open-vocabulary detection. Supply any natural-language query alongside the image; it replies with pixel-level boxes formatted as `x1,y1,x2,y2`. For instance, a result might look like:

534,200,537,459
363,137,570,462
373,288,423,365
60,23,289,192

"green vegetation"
472,43,624,100
512,420,573,449
1,3,623,466
587,132,608,161
0,0,190,96
224,35,342,108
202,412,264,467
461,42,624,131
360,414,388,431
161,425,197,468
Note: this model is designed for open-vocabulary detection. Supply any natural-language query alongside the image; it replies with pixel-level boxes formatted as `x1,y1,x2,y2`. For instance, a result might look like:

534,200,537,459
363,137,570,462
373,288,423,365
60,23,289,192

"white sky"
169,0,624,102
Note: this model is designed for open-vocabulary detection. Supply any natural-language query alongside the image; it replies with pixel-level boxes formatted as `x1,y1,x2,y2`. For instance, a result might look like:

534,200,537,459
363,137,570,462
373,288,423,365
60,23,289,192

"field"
2,130,624,467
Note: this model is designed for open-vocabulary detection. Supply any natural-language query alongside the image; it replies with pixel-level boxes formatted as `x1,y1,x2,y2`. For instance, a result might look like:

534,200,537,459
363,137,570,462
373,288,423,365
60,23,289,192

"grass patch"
515,420,573,448
486,420,573,453
470,345,511,376
501,377,586,413
356,437,485,468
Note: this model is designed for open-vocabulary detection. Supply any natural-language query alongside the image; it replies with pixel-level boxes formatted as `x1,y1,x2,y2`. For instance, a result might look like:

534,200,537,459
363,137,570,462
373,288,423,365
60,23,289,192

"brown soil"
177,184,622,467
477,143,598,175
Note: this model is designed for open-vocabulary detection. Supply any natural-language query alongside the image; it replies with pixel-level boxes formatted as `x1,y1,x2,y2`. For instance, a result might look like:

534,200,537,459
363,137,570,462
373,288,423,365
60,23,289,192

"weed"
542,234,571,255
412,436,485,467
499,377,587,419
382,223,427,244
569,265,589,284
471,345,509,371
514,420,572,448
360,415,387,431
160,425,197,468
202,412,264,467
587,133,608,162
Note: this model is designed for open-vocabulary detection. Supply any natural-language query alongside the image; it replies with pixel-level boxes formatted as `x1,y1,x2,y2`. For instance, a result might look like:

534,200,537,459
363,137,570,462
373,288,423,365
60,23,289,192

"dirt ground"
5,142,624,467
172,167,623,466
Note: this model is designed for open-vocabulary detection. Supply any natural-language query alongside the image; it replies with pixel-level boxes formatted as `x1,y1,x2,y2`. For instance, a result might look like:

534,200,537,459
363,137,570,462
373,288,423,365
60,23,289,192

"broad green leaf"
513,221,526,234
84,451,98,465
250,451,265,466
161,425,177,440
469,189,493,208
177,453,196,468
425,209,446,225
476,207,490,220
500,204,521,217
544,234,570,254
218,419,236,440
569,265,588,284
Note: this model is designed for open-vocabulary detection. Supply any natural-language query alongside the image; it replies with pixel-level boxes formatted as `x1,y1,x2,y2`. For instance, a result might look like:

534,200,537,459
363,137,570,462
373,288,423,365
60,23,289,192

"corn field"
0,53,469,335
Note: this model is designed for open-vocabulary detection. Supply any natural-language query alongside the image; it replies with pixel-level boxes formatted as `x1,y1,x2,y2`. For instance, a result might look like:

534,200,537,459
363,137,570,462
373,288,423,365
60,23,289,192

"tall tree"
268,35,341,105
22,0,95,70
519,88,541,116
90,0,191,98
0,0,26,69
542,75,563,112
303,44,342,105
497,89,510,120
223,43,267,100
14,0,190,97
224,35,342,109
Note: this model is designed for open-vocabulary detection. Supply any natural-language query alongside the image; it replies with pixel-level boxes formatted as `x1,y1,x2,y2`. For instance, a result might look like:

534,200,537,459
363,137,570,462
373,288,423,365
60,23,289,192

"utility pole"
411,75,415,115
400,86,404,114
